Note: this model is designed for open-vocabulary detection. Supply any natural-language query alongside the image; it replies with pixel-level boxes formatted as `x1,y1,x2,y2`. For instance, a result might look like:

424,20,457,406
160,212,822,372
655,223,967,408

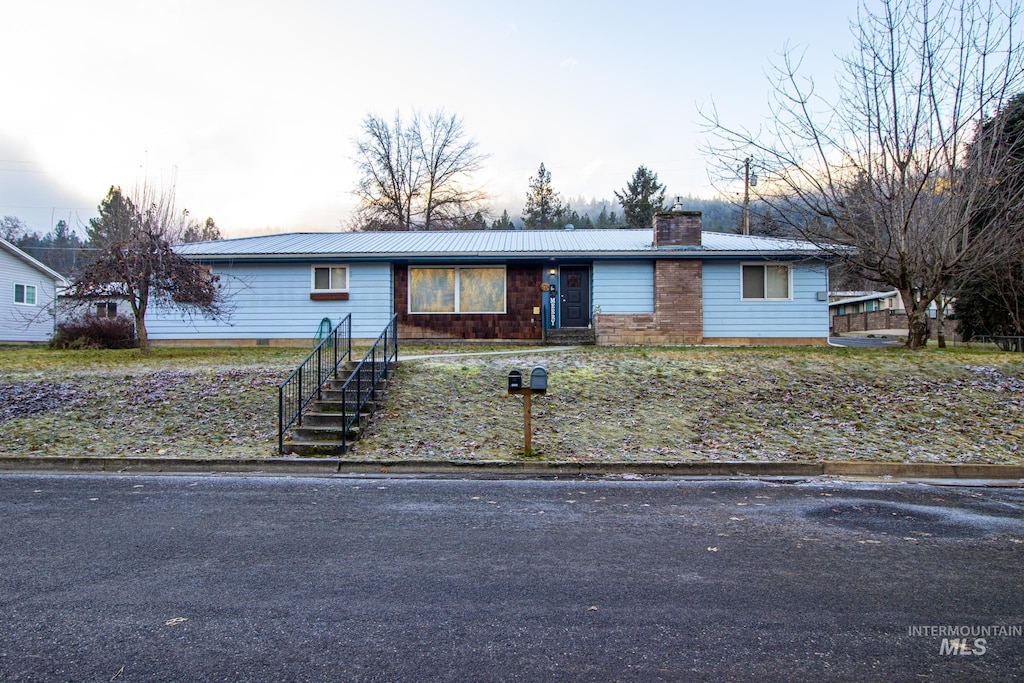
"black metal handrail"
333,313,399,454
278,314,352,454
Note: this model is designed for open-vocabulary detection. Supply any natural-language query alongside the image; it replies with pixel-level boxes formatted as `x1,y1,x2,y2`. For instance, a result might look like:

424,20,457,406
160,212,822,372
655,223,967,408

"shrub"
51,313,137,350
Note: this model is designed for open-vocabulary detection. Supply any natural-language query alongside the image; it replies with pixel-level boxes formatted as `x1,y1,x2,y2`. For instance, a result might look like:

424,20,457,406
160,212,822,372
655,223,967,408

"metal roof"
175,228,826,260
827,290,900,308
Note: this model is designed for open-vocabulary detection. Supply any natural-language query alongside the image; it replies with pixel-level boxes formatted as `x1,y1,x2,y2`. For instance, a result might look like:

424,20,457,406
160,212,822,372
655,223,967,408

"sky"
0,0,860,239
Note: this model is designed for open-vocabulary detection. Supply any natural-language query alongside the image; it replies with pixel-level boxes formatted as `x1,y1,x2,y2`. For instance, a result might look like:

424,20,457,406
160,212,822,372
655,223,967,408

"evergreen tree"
182,217,223,243
594,206,623,228
522,163,565,229
954,93,1024,338
454,210,489,230
615,166,666,228
491,209,515,230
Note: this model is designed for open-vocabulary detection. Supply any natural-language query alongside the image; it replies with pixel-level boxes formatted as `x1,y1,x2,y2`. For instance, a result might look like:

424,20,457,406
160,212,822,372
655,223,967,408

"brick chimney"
653,210,702,248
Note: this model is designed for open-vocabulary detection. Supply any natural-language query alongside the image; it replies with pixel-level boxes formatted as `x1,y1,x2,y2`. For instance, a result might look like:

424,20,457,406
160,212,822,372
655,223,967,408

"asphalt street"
1,473,1022,682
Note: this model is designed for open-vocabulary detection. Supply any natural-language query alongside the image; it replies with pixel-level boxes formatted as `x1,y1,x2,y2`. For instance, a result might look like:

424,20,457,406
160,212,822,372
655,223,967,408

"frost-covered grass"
1,344,1022,463
357,345,1024,464
0,346,309,458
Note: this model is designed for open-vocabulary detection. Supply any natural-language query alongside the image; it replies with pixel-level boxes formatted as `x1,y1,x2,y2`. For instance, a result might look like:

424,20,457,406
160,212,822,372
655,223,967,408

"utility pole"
742,157,751,236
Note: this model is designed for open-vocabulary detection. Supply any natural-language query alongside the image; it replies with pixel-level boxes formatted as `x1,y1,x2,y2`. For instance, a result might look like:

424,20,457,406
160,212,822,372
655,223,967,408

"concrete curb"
1,456,1022,481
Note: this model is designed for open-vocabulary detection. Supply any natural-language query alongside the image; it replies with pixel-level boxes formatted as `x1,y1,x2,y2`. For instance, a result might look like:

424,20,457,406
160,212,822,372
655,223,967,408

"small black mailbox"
508,369,523,391
530,367,548,391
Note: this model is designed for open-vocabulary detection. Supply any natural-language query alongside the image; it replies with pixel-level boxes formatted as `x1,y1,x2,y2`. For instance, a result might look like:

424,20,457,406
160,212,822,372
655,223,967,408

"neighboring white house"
0,237,69,343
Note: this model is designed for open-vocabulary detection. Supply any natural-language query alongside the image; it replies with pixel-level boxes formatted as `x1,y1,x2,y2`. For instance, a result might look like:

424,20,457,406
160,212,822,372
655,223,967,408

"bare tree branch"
65,178,229,354
702,0,1024,348
352,108,488,230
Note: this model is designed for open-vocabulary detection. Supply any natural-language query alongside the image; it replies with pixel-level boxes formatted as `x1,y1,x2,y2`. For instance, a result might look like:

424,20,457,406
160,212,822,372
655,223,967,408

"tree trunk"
135,296,149,355
136,314,150,355
900,288,930,350
935,293,947,348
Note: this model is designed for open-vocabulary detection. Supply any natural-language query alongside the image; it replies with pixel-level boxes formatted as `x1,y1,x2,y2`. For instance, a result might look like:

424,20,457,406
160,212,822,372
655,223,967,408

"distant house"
830,290,904,316
148,210,833,346
829,290,952,339
56,284,132,324
0,237,68,343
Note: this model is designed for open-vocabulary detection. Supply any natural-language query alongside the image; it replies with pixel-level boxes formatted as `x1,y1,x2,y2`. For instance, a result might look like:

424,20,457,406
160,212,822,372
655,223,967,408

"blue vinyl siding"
147,261,393,340
702,260,829,338
0,249,59,343
593,260,654,314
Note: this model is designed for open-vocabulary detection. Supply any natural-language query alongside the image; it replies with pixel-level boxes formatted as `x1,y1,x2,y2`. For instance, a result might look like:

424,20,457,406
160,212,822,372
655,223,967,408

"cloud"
504,23,518,37
559,57,580,70
0,134,95,234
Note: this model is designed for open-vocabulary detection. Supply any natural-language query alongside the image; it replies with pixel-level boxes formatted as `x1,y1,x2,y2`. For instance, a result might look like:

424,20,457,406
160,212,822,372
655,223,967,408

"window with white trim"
741,263,791,300
13,284,36,306
95,302,118,318
312,265,349,292
409,266,506,314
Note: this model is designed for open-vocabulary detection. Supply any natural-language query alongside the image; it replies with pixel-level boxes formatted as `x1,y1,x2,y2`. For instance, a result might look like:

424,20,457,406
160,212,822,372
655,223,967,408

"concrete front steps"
283,369,389,456
544,328,596,345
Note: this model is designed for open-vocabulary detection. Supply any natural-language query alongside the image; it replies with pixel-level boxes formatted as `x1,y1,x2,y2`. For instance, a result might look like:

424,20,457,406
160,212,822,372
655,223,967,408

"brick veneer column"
653,260,703,344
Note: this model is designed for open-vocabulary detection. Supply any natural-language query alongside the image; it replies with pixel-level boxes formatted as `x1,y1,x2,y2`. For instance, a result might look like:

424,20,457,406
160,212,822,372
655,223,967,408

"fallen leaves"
0,355,294,458
1,345,1021,465
357,347,1024,465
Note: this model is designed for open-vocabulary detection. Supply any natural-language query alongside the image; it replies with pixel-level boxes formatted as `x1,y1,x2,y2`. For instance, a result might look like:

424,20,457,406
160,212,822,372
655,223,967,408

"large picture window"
409,266,505,314
741,263,791,300
13,284,36,305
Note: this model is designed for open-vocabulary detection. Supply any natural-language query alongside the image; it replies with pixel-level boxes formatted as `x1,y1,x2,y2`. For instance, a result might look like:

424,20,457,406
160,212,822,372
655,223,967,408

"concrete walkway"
399,346,577,361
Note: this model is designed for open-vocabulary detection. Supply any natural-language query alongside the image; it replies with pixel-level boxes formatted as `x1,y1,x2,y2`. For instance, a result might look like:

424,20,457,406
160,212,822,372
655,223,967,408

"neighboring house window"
741,264,791,300
409,266,506,314
13,284,36,306
310,265,349,300
96,302,118,318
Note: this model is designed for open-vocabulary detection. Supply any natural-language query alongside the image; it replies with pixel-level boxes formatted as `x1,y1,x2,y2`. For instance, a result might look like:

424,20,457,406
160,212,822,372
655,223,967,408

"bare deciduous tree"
353,109,488,230
418,111,488,230
703,0,1024,348
68,179,227,354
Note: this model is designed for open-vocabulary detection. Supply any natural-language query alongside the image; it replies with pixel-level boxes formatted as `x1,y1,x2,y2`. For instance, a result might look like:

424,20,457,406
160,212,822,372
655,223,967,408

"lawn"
0,344,1022,463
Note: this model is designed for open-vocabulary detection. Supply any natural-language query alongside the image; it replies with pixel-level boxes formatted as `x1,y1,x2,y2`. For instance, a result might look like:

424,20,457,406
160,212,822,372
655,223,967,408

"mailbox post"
507,367,548,456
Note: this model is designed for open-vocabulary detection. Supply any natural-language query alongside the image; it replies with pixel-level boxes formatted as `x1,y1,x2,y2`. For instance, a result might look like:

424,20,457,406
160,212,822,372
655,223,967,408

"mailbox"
508,369,523,391
529,367,548,391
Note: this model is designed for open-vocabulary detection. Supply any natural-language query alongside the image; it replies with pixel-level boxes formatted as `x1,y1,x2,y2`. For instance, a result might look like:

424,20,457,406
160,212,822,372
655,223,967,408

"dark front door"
559,266,590,328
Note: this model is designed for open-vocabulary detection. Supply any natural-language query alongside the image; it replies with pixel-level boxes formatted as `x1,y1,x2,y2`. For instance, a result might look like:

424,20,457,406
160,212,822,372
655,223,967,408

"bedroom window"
310,265,350,300
741,264,791,300
13,284,36,305
409,266,506,314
